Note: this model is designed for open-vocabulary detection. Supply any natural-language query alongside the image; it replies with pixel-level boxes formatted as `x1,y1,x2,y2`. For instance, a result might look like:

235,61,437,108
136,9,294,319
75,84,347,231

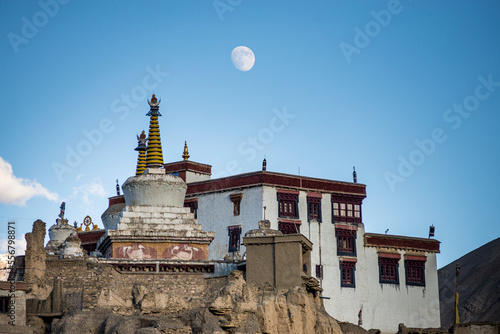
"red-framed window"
184,199,198,219
230,193,243,216
340,260,356,287
278,191,299,219
307,195,322,222
379,256,400,284
336,227,357,256
405,260,426,286
228,225,242,252
332,195,363,223
279,221,300,234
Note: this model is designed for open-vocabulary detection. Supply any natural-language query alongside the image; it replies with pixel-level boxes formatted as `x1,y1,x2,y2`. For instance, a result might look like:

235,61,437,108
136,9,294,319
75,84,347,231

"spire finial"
116,179,120,195
353,166,357,183
262,158,267,171
182,141,190,161
145,95,164,168
135,131,148,175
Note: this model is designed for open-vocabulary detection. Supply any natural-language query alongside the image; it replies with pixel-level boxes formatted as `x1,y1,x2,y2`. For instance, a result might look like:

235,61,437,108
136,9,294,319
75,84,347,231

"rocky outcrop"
25,220,53,300
50,270,341,334
207,271,341,334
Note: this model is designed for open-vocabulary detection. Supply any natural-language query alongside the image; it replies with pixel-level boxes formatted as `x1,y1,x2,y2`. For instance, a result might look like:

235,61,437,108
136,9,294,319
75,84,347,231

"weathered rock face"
207,271,342,334
50,270,341,334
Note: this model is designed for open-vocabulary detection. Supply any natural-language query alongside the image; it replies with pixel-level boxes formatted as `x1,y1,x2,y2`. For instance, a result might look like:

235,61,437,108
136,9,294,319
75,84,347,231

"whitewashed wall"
195,186,264,260
185,171,210,183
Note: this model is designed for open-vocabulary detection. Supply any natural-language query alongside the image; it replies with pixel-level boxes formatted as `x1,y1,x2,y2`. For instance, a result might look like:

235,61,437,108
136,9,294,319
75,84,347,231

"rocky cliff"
45,271,341,334
438,237,500,328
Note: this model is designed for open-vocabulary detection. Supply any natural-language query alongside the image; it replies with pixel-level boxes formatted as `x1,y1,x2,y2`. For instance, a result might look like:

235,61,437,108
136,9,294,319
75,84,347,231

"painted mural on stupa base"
111,242,208,260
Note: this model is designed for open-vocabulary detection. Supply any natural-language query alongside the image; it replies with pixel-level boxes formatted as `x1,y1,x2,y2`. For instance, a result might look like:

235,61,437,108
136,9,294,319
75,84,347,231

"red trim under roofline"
378,252,402,259
163,161,212,175
277,189,300,195
335,224,358,231
185,171,366,197
364,234,440,253
109,195,125,206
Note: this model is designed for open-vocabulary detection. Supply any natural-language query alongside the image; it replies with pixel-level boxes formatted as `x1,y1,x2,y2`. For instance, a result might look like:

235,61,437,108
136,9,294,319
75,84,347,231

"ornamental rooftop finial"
145,94,164,168
135,130,148,175
182,141,190,161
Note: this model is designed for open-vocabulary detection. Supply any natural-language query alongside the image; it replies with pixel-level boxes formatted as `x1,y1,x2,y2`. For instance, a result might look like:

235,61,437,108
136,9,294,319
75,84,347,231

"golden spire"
182,141,190,161
145,94,164,168
135,131,147,175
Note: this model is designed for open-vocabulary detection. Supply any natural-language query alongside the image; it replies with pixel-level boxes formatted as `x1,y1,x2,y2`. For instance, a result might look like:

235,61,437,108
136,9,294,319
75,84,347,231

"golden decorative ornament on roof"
183,141,190,161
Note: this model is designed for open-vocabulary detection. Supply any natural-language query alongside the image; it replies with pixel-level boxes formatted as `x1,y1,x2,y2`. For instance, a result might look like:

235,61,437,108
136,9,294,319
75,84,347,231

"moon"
231,46,255,71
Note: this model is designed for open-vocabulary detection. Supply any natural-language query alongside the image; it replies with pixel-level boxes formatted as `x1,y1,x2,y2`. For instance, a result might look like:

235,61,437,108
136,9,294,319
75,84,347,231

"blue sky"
0,0,499,268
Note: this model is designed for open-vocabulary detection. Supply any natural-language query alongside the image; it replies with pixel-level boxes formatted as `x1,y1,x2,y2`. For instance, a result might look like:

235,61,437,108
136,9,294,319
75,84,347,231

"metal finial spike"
116,179,120,196
182,141,190,161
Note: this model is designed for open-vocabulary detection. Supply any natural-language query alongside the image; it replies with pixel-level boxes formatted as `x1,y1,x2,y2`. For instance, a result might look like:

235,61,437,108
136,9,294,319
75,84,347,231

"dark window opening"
184,199,198,219
316,264,323,279
307,196,321,221
0,296,10,313
230,193,243,216
405,260,426,286
228,225,242,252
336,228,357,256
340,261,356,287
379,257,399,284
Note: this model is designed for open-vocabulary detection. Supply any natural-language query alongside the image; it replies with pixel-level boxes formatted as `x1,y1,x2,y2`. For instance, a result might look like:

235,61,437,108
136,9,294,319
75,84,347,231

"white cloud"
0,156,59,206
71,177,107,210
0,234,27,256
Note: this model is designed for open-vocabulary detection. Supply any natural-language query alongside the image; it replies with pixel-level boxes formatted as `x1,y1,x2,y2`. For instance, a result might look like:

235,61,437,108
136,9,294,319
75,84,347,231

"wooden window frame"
307,196,322,222
277,192,299,219
230,193,243,217
331,195,363,224
379,257,400,284
228,225,242,253
336,227,357,256
405,260,426,286
340,260,356,288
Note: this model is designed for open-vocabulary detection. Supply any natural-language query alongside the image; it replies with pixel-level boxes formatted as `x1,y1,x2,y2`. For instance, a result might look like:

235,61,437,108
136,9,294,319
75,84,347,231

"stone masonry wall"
45,258,228,314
